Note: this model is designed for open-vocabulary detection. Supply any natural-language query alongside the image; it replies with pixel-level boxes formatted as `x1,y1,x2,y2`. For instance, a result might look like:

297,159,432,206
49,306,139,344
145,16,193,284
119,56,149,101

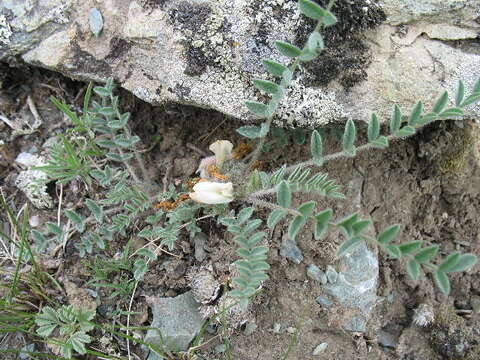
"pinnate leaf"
277,180,291,208
275,41,302,58
298,0,327,20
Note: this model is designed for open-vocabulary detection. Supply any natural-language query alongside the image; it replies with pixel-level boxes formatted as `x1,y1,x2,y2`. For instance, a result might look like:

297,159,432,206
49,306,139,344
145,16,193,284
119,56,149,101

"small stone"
343,316,367,332
147,353,164,360
15,152,44,167
286,326,296,334
205,324,217,334
19,344,35,359
280,235,303,264
193,232,208,262
470,296,480,314
312,342,328,355
243,322,257,336
307,264,327,284
186,266,220,304
272,323,281,333
214,344,226,353
378,330,398,348
316,296,333,308
412,303,435,327
29,215,40,227
325,265,338,283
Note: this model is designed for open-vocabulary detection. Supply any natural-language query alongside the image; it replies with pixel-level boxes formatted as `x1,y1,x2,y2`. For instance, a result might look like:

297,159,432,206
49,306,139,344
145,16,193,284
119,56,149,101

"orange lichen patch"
232,142,252,159
153,201,175,211
186,178,203,191
154,193,191,211
207,164,228,181
251,160,262,171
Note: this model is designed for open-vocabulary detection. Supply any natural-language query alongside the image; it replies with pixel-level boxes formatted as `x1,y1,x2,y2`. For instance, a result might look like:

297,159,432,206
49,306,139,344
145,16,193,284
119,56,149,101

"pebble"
286,326,296,334
280,235,304,264
193,232,208,262
243,322,257,336
312,342,328,355
378,330,398,348
214,344,226,353
325,265,338,283
272,323,282,333
307,264,327,284
470,297,480,314
316,296,333,308
29,215,39,227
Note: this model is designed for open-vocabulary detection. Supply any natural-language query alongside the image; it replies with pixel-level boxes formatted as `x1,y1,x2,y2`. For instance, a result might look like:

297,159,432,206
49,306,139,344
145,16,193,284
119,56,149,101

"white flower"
209,140,233,168
189,181,234,204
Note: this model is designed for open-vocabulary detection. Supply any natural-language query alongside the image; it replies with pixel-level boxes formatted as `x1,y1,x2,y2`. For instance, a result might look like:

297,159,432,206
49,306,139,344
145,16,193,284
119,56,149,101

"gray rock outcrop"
2,0,479,125
145,291,205,352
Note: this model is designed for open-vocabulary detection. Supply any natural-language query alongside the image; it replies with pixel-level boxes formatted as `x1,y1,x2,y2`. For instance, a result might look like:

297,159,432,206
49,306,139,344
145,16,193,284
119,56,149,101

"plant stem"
124,125,150,182
245,197,302,217
117,147,141,183
283,124,425,174
244,0,337,173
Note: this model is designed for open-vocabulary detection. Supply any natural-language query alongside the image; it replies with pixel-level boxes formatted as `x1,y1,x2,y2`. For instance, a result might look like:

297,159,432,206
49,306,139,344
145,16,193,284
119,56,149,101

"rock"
344,316,367,333
214,344,226,354
14,152,52,209
15,152,43,167
145,291,205,352
280,235,303,264
15,169,53,209
272,323,281,334
322,242,379,332
325,265,338,284
186,265,221,304
19,344,35,360
286,326,296,334
378,329,398,348
312,342,328,356
307,264,327,284
29,215,39,227
470,296,480,314
243,322,257,336
64,281,98,312
193,232,208,262
3,1,478,125
412,303,435,327
315,296,333,309
146,352,164,360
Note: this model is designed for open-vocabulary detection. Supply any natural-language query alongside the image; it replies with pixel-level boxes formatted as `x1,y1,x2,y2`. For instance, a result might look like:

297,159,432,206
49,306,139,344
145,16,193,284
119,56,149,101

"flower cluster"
190,140,234,204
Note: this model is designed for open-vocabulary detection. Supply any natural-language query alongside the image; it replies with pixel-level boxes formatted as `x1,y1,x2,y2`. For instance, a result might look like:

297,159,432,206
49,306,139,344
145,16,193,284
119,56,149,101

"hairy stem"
124,125,150,183
245,0,337,173
283,122,428,175
245,197,302,217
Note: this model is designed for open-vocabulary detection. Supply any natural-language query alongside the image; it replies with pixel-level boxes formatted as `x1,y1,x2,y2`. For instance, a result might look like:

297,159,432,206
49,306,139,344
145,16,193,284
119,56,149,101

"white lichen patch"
276,77,351,127
0,14,13,45
186,265,221,305
14,153,53,209
15,170,53,209
412,303,435,327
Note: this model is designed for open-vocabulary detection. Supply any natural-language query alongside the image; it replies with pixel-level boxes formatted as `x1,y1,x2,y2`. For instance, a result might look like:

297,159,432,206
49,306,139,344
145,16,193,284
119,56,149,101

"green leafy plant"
35,305,95,359
23,2,479,356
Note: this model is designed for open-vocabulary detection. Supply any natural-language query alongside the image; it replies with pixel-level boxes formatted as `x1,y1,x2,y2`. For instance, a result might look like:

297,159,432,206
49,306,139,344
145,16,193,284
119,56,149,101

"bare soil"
1,64,479,360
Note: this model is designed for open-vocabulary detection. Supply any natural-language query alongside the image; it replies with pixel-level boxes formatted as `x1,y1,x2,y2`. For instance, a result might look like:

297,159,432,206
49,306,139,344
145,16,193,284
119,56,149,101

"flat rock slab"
2,0,479,125
145,291,205,352
322,241,379,332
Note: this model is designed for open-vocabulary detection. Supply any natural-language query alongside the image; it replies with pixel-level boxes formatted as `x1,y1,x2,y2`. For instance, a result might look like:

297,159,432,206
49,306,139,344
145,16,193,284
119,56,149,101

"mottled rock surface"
145,291,205,352
2,0,479,124
322,241,379,332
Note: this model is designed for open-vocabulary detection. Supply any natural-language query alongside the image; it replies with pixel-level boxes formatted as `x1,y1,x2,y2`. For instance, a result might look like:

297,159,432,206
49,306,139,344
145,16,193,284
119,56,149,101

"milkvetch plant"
27,1,479,350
